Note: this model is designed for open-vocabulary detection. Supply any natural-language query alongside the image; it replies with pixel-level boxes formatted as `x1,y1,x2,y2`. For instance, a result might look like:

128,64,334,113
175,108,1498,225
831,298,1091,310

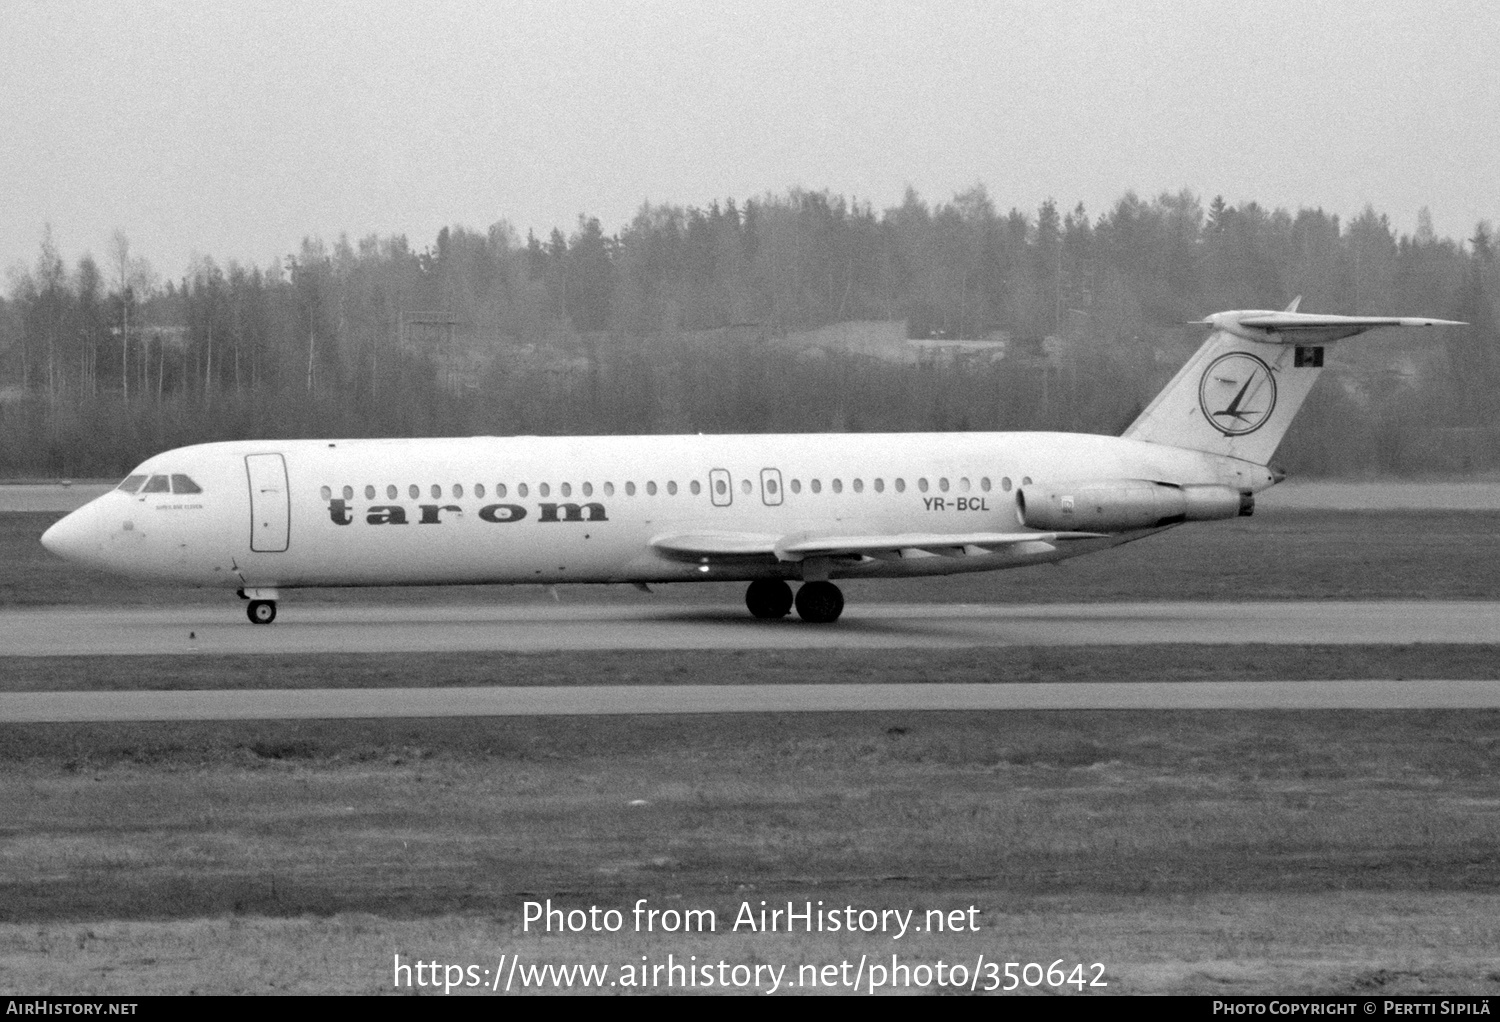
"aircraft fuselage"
41,431,1271,591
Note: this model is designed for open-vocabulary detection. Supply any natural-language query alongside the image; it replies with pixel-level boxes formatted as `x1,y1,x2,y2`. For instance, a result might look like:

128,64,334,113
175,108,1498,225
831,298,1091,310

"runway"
6,679,1500,721
3,600,1500,655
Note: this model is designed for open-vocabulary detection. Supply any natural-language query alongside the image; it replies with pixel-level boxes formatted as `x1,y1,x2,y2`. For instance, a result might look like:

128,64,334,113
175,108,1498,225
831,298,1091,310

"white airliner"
41,304,1461,624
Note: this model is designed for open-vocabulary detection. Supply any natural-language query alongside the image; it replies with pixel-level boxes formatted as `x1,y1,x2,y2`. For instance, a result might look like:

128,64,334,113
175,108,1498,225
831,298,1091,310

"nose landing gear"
238,588,280,625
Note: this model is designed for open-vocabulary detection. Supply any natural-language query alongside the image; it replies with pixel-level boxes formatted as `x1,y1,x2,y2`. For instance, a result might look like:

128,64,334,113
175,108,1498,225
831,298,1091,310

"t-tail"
1122,299,1464,467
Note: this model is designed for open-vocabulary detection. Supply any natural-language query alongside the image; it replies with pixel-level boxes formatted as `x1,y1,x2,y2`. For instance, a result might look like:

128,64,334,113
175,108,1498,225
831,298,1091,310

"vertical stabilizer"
1122,307,1462,465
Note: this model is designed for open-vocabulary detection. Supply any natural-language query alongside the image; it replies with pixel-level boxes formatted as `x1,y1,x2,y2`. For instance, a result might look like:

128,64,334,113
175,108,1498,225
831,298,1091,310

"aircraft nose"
41,507,93,561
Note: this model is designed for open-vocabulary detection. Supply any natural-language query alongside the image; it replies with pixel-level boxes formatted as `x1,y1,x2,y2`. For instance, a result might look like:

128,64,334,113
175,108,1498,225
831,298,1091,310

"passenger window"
811,479,822,494
1001,477,1012,492
582,482,592,497
364,485,375,499
791,479,801,494
604,482,615,496
475,484,485,498
626,482,636,496
170,475,203,494
938,478,950,492
959,477,970,493
320,485,332,500
497,483,508,498
387,485,398,499
143,475,171,493
454,483,464,498
667,481,678,495
852,478,862,493
981,477,992,492
560,482,571,497
832,479,843,493
715,478,727,496
874,478,884,493
741,479,752,494
895,478,906,493
431,484,442,499
540,483,550,497
1022,476,1032,486
518,483,529,498
689,480,700,495
409,484,420,499
117,475,147,493
918,478,929,493
766,478,778,495
343,485,354,500
646,481,657,496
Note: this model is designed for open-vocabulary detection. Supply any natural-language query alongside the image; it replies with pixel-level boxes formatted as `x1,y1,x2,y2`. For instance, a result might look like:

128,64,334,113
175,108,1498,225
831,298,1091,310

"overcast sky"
3,0,1495,281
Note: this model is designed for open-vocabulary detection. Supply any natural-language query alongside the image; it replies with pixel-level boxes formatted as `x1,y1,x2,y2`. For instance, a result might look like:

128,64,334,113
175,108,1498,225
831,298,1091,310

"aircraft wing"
651,530,1105,562
774,531,1105,559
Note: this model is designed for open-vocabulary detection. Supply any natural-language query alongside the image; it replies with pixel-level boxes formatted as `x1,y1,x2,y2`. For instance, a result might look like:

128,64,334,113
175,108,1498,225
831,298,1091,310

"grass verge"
3,710,1499,925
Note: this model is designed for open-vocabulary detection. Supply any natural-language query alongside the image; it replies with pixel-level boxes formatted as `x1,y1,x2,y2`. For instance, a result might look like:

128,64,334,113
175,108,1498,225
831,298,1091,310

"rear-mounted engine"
1017,479,1248,532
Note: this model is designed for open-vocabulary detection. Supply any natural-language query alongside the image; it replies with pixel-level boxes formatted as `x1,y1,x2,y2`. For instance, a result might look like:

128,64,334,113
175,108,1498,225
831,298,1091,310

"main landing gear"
745,579,795,619
744,579,844,624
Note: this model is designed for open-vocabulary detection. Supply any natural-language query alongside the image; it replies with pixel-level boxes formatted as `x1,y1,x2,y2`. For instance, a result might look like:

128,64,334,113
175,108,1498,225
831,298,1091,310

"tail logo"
1198,352,1277,436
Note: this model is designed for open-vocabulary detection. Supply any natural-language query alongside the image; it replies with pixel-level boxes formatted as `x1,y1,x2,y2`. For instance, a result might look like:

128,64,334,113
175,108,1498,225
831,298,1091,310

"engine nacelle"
1017,479,1246,532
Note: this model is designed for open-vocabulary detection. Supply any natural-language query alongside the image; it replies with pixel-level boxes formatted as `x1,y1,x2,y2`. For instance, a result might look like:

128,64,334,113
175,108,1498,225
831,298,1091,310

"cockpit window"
171,474,203,494
117,475,147,493
141,475,171,493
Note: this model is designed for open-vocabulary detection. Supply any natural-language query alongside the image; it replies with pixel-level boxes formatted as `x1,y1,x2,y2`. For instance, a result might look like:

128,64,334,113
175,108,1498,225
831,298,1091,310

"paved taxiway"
3,600,1500,655
6,679,1500,722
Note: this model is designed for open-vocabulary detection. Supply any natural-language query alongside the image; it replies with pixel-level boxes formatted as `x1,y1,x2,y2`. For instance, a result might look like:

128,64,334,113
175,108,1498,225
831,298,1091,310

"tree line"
1,187,1496,477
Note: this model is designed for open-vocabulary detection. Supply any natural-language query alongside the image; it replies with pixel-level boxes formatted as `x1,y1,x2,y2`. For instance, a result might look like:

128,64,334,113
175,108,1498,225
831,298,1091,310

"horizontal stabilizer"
1202,310,1465,345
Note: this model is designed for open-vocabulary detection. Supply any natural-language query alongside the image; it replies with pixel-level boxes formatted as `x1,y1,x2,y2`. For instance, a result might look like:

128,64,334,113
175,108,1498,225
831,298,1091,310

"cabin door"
245,453,290,552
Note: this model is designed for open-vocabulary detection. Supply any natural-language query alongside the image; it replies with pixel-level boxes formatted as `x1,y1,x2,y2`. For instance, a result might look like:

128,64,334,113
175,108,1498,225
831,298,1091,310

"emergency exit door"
709,468,733,507
245,453,290,552
760,468,783,506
